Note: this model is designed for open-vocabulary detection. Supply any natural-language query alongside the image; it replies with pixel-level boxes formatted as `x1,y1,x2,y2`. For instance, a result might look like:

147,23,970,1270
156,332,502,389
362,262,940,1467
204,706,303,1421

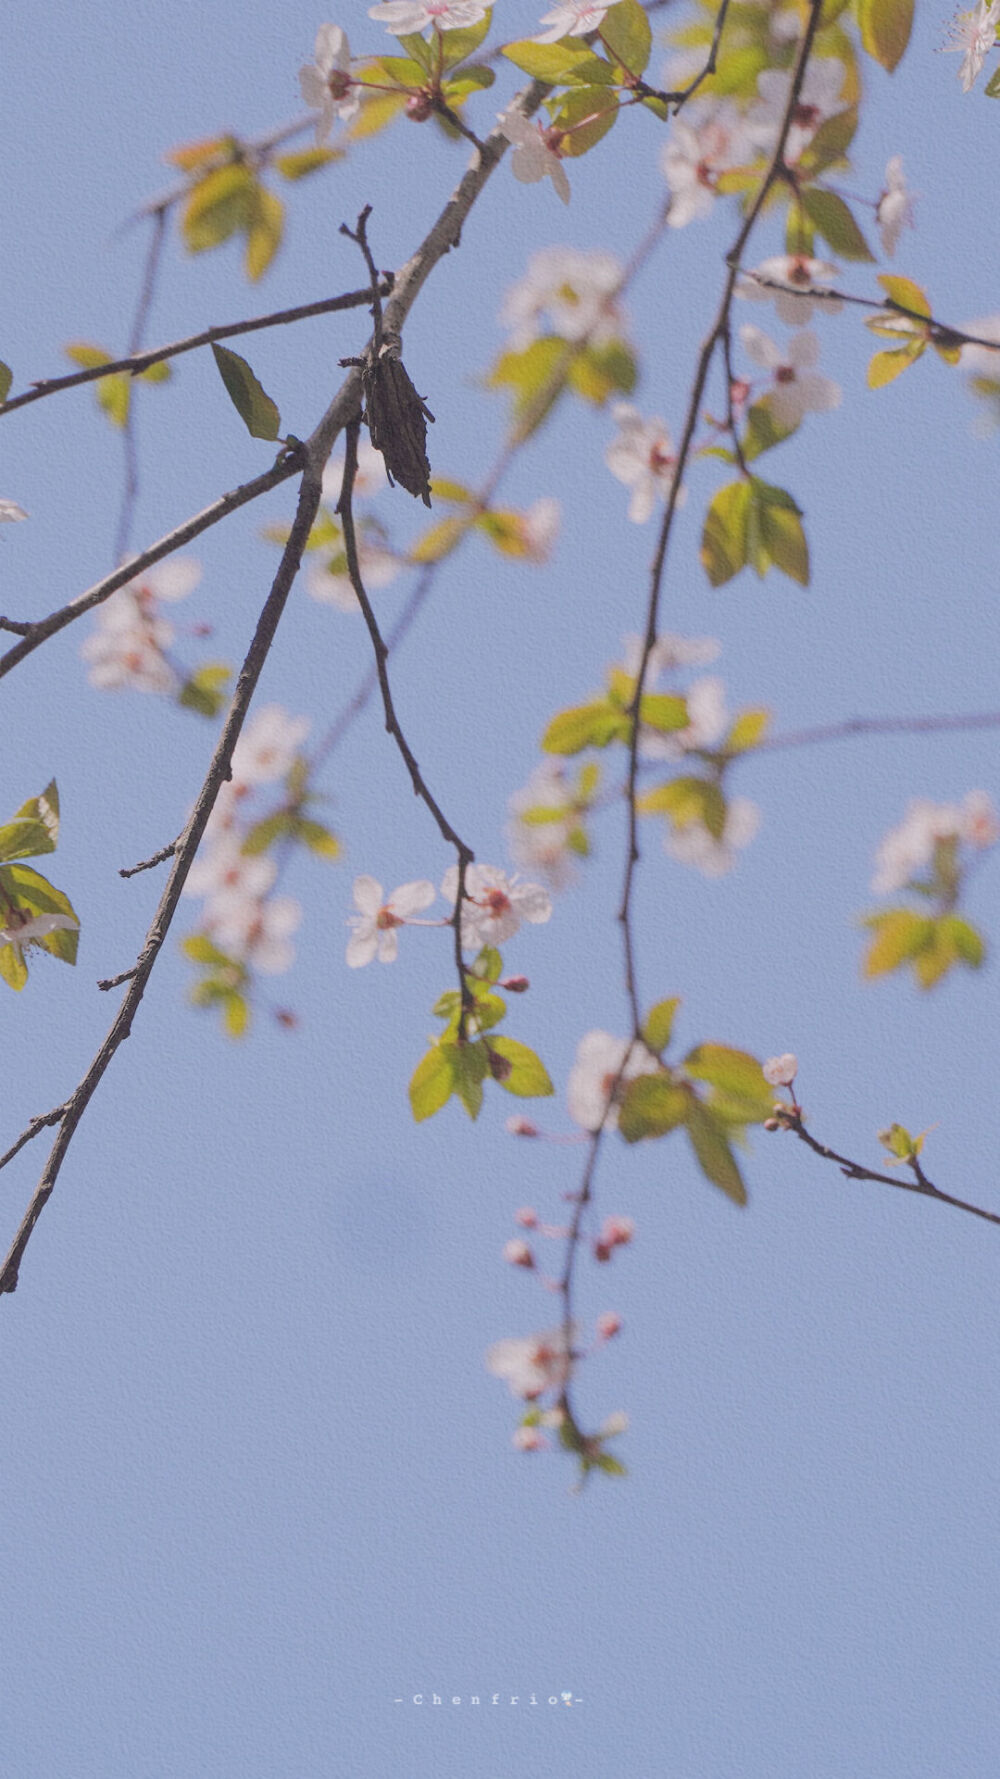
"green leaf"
182,933,233,968
97,373,131,430
0,940,28,991
223,992,250,1038
940,915,985,967
867,342,923,388
395,31,436,72
453,1040,487,1120
986,63,1000,96
0,780,59,862
701,479,751,587
877,272,931,319
742,399,799,462
549,85,619,156
756,496,809,586
618,1073,689,1142
211,344,281,441
725,708,770,753
136,358,171,384
637,776,726,839
682,1043,773,1121
0,862,79,965
541,700,628,754
486,1036,554,1098
566,339,637,405
0,361,12,404
685,1102,747,1204
430,477,474,504
643,996,681,1055
294,817,340,859
438,11,493,68
244,184,284,282
181,163,256,253
801,188,874,262
408,517,467,563
469,945,502,983
273,145,340,180
861,908,934,977
637,692,689,735
797,104,858,175
486,336,572,433
176,662,231,718
409,1042,456,1121
599,0,652,74
856,0,914,70
501,39,616,82
64,342,112,370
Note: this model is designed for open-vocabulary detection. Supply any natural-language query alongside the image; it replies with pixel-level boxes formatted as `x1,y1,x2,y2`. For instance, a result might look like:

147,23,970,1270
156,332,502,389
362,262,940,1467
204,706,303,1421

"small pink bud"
406,92,434,122
763,1052,798,1087
503,1239,534,1269
515,1207,539,1228
274,1008,298,1029
512,1426,547,1452
506,1115,539,1138
500,975,530,993
763,1117,781,1132
600,1216,635,1248
596,1311,622,1341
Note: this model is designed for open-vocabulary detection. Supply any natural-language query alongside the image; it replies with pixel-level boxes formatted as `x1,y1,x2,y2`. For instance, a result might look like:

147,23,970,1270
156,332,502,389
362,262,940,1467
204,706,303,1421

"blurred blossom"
737,255,842,326
507,762,578,891
0,499,28,522
763,1053,798,1087
321,440,389,502
747,58,846,163
662,105,755,227
81,557,201,694
500,247,624,348
496,110,571,204
665,797,761,877
606,403,684,523
299,24,359,138
534,0,611,42
307,536,400,612
486,1326,577,1398
739,325,841,427
568,1031,659,1132
231,705,310,788
876,156,915,258
871,793,999,894
622,632,721,676
209,894,302,975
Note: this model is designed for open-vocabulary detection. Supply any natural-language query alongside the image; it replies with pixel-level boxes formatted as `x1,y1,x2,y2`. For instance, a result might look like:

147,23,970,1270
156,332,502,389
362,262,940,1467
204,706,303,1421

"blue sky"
2,2,1000,1774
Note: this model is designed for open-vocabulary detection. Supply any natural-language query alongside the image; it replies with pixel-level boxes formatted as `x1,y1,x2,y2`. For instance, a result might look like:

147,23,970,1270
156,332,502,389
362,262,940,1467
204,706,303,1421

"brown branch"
0,285,392,418
778,1110,1000,1229
756,709,1000,754
735,265,1000,354
119,841,179,878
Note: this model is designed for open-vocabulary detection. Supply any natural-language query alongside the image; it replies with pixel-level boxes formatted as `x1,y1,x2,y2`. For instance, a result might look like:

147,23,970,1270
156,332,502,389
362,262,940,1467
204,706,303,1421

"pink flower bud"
596,1311,622,1341
406,92,434,122
512,1426,547,1452
500,975,530,993
515,1207,539,1227
503,1239,534,1269
506,1115,539,1138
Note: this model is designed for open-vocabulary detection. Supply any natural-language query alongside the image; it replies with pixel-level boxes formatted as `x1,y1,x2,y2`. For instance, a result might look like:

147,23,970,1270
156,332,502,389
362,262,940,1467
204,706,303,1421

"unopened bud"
406,91,434,122
506,1115,539,1138
500,975,530,993
595,1311,622,1341
763,1117,781,1132
503,1239,534,1269
515,1206,539,1227
512,1425,547,1452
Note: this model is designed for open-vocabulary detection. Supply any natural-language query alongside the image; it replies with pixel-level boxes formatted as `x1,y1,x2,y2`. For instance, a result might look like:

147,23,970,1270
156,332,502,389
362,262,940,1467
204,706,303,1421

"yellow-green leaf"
862,908,934,977
501,39,615,82
877,273,931,319
487,1036,554,1098
409,1042,456,1121
549,85,619,156
618,1073,690,1142
856,0,914,71
600,0,652,75
177,663,232,718
867,342,923,388
211,344,281,441
274,146,341,180
643,996,681,1055
685,1102,747,1204
801,188,874,262
683,1043,773,1121
181,163,255,253
701,479,751,587
0,361,11,404
541,700,628,754
244,185,284,281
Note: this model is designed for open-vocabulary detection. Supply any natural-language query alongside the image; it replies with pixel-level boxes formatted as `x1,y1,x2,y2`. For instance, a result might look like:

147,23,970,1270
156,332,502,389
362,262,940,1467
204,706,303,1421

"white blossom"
0,910,78,948
661,105,755,227
621,631,721,676
183,833,278,911
369,0,489,34
441,863,552,948
763,1053,798,1087
209,895,302,974
605,403,683,524
961,789,1000,849
497,109,571,204
665,796,760,877
567,1030,659,1132
345,875,436,967
299,24,360,139
871,793,998,893
81,557,201,694
506,762,578,890
518,497,562,564
737,255,842,326
943,0,1000,91
486,1325,577,1398
739,324,841,428
958,314,1000,379
500,247,623,349
0,499,28,523
307,536,400,612
876,156,915,258
747,57,846,163
230,705,310,789
534,0,611,42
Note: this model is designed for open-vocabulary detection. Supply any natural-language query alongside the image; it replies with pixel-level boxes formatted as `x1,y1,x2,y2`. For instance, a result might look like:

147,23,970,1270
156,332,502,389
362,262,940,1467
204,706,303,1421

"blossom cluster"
81,557,204,696
871,792,1000,896
346,864,552,966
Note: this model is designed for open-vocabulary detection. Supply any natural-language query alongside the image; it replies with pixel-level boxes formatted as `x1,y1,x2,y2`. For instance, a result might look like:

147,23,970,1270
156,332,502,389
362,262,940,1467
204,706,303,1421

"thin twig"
114,207,169,562
0,285,392,418
735,266,1000,353
781,1111,1000,1228
120,841,179,878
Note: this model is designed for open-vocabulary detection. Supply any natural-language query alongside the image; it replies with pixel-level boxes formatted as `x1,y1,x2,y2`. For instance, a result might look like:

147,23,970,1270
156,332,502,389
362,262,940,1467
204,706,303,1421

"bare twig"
120,842,179,879
779,1110,1000,1229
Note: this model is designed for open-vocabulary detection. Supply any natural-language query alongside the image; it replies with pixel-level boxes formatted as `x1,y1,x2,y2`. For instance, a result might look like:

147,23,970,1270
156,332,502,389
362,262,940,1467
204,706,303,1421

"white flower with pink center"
299,25,360,139
534,0,611,42
440,863,552,948
230,705,310,789
747,57,846,163
501,247,624,348
81,557,201,695
345,875,436,967
369,0,489,34
486,1325,577,1398
605,402,683,524
943,0,1000,91
567,1030,660,1132
497,109,571,205
739,325,841,428
876,156,915,258
661,105,755,227
737,255,842,326
209,895,302,974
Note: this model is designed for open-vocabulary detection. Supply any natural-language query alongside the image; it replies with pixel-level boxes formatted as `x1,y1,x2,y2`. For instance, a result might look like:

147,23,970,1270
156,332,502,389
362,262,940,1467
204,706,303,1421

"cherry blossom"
0,910,78,948
661,106,755,227
307,534,400,612
209,895,302,974
534,1,611,43
739,325,841,428
299,25,360,139
512,1425,548,1451
345,875,436,967
0,499,28,523
876,156,915,259
595,1310,622,1340
747,57,846,163
621,631,721,676
958,314,1000,379
943,0,1000,91
640,674,729,764
594,1215,634,1262
440,863,552,948
230,705,310,789
184,833,278,914
503,1239,535,1268
496,109,571,205
506,762,579,890
665,796,761,878
369,0,489,34
500,247,624,349
737,255,842,327
485,1325,577,1399
81,557,201,694
567,1030,659,1132
961,789,1000,849
605,403,683,523
763,1053,798,1087
871,793,999,894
